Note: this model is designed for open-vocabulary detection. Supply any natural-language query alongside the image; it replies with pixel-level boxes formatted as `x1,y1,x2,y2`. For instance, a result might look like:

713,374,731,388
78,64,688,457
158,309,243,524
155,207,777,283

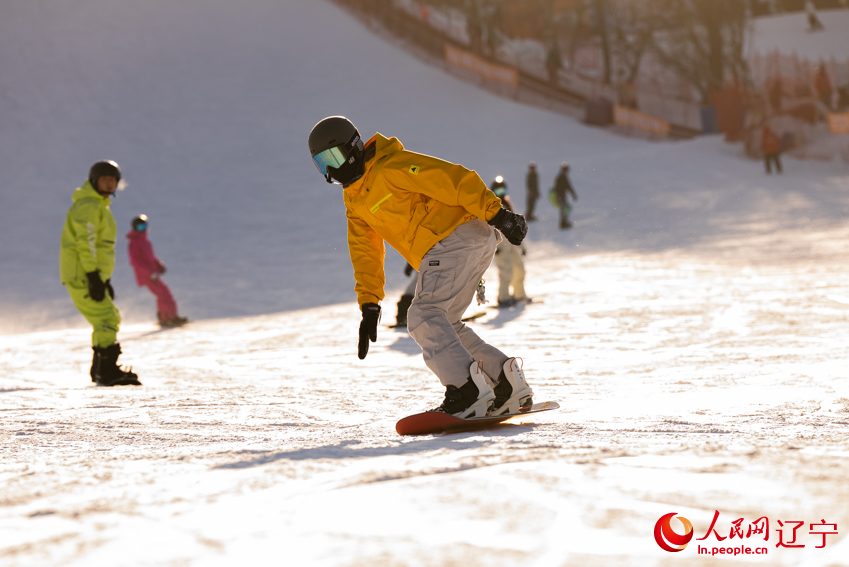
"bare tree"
427,0,505,55
606,0,663,83
592,0,613,83
649,0,750,103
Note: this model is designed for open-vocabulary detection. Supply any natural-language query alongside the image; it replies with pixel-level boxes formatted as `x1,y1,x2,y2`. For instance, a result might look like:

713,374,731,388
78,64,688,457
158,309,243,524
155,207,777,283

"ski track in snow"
2,1,849,565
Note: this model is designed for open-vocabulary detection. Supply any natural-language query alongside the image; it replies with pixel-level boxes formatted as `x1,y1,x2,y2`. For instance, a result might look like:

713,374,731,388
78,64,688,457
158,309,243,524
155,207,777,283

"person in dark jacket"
553,163,578,229
814,64,832,110
395,262,417,327
525,162,539,221
761,125,782,174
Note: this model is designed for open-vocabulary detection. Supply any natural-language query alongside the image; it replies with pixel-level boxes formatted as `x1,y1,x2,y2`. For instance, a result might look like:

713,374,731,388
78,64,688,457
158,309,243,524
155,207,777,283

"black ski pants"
765,153,782,174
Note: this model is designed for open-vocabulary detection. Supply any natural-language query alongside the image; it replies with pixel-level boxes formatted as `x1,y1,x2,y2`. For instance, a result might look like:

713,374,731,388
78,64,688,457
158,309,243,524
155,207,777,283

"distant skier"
490,176,528,308
814,64,833,111
553,162,578,229
525,162,539,221
395,262,417,327
308,116,533,418
761,125,783,174
60,160,140,386
805,0,824,31
127,214,187,327
545,42,562,86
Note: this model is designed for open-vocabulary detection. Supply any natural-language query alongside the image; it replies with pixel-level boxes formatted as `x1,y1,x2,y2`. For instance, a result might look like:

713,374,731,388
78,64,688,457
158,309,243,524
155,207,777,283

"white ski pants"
495,240,526,302
407,219,509,388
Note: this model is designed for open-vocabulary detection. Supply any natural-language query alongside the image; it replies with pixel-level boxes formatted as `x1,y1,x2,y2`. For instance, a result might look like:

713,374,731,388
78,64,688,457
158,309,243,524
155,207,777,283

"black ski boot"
89,349,98,382
160,315,188,328
396,293,414,327
431,361,495,418
92,343,142,386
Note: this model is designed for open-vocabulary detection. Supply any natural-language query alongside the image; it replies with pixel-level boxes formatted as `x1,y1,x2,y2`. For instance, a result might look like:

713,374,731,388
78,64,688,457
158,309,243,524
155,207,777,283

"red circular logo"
654,512,694,552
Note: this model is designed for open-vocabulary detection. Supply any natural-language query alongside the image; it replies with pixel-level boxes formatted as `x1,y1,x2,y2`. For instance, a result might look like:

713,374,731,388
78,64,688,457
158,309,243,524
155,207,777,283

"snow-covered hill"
5,1,846,335
749,8,849,60
2,1,849,565
0,0,628,333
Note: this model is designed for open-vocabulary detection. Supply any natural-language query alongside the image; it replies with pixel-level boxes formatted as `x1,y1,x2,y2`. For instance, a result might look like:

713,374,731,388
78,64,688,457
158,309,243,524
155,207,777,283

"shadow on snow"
213,424,541,470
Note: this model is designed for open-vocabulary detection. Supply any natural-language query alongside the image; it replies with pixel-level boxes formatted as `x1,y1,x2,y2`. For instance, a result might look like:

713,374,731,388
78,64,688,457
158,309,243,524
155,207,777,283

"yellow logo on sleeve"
409,165,420,175
370,194,392,213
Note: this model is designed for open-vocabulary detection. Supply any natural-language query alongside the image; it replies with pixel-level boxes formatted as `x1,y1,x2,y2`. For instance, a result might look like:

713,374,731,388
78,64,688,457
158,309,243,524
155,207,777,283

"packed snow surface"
2,1,849,566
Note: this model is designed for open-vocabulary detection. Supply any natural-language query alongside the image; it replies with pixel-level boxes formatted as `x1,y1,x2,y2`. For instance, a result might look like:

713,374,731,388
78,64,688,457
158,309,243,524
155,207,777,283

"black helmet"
89,160,122,186
490,175,508,198
132,214,148,231
308,116,365,186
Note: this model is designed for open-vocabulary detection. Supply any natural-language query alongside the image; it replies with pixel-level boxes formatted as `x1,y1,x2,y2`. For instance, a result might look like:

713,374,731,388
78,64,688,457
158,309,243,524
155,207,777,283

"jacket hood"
126,229,148,240
363,132,404,168
72,180,109,203
371,132,403,159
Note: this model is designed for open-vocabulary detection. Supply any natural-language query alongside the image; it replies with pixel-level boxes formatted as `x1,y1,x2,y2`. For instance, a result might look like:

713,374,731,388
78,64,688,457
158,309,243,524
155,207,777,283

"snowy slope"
749,9,849,60
8,1,846,334
0,0,629,333
2,1,849,566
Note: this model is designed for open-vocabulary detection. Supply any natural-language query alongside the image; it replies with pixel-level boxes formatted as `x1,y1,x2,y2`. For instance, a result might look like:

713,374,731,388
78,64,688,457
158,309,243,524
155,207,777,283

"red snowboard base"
395,401,560,435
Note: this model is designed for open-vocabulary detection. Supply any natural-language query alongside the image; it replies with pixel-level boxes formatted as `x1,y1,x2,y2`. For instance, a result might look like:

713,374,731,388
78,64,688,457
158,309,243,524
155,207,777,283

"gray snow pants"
407,218,509,388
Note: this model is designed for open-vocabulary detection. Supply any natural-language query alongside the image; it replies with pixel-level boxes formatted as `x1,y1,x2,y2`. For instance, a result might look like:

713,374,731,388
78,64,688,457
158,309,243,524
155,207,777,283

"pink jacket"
127,230,165,286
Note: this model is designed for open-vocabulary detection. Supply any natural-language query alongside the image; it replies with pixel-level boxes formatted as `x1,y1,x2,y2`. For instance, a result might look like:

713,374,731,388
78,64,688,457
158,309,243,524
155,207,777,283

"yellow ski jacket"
343,133,502,306
60,181,117,284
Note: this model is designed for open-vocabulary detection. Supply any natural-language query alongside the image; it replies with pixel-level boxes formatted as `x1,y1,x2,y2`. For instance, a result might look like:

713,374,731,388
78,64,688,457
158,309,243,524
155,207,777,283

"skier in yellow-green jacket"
60,160,140,386
308,116,533,419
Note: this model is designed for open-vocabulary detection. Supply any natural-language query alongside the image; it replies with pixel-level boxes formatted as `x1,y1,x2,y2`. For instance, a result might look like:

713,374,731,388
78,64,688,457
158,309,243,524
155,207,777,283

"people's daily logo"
653,510,837,557
654,512,694,552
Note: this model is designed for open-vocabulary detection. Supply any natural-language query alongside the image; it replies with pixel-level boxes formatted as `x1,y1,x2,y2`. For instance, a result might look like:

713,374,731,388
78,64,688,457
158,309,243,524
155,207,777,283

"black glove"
86,271,106,302
105,279,115,300
488,208,528,246
358,303,381,360
404,263,413,277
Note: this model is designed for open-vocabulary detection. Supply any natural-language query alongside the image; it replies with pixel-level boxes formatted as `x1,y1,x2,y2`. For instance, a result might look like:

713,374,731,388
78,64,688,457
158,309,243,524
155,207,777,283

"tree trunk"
595,0,612,84
704,5,725,92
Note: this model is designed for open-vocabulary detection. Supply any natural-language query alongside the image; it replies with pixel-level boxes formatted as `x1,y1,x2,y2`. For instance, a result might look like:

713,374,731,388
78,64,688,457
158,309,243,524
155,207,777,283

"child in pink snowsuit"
127,214,185,326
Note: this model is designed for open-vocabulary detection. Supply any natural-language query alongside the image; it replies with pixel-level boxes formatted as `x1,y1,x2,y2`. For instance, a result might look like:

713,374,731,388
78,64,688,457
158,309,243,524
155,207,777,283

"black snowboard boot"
396,293,414,327
89,349,98,383
431,361,495,418
92,343,142,386
491,358,534,416
160,315,188,328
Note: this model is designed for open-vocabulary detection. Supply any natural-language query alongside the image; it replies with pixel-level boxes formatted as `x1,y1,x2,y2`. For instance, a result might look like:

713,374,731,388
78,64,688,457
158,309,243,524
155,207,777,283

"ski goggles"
134,222,147,231
311,145,350,177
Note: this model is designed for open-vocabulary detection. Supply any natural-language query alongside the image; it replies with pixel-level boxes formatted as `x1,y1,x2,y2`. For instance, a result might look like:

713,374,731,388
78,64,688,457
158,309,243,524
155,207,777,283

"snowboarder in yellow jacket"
60,160,140,386
308,116,533,418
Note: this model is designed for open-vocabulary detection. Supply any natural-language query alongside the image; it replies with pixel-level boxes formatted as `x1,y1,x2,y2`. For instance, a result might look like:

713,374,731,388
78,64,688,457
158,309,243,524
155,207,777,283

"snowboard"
460,311,486,322
490,297,537,310
395,401,559,435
